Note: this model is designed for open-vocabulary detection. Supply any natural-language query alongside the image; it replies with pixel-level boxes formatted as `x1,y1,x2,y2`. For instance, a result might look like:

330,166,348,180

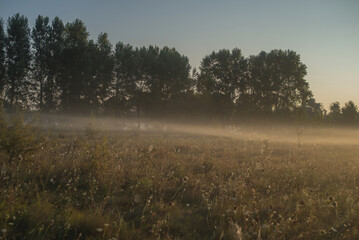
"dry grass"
1,116,359,239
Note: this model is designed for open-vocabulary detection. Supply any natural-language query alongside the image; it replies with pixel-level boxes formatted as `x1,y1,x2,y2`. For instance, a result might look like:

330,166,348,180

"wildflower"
96,228,103,233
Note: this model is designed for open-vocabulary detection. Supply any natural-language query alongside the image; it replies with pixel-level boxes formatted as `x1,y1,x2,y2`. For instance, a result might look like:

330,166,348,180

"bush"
0,106,41,161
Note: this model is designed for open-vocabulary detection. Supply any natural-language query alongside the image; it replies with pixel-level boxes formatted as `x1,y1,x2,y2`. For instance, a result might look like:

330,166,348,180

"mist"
32,113,359,146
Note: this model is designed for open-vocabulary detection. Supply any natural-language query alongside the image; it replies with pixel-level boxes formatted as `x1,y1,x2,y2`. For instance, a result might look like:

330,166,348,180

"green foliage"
64,19,89,48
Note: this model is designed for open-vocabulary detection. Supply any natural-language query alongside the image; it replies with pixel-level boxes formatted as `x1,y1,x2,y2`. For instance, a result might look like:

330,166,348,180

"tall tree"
342,101,358,124
45,16,64,112
305,97,326,121
111,42,137,114
137,46,191,117
243,50,311,113
197,48,246,117
0,19,6,100
92,33,113,111
157,47,191,102
5,13,31,109
60,19,89,111
328,101,341,123
32,15,50,111
81,33,113,113
112,45,191,118
130,45,161,120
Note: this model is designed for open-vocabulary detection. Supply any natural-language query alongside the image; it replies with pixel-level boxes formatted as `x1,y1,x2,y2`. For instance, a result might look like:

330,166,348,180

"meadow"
1,113,359,239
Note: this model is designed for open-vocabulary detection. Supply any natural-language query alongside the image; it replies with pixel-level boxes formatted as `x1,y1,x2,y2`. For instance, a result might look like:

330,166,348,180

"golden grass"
1,123,359,239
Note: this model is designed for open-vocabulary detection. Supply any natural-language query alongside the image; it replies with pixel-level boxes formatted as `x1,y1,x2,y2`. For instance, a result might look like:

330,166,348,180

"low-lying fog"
33,114,359,145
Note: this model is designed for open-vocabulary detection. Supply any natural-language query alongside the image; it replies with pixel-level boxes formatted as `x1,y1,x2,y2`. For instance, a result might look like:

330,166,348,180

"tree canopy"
0,13,357,125
5,13,31,109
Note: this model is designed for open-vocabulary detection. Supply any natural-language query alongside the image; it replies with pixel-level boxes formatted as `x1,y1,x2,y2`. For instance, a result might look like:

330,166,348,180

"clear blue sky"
1,0,358,108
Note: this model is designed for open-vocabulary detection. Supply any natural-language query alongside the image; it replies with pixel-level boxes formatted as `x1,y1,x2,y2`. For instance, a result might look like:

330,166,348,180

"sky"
1,0,358,109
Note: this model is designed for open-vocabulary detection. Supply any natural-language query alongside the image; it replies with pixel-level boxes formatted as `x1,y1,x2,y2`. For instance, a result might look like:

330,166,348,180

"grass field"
1,116,359,239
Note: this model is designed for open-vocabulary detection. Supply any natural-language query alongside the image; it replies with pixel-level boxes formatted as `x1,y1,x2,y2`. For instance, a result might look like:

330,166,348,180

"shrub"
0,106,41,161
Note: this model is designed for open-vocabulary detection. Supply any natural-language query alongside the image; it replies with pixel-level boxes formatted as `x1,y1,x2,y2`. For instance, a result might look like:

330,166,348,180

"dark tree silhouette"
197,48,246,119
59,19,89,112
32,15,51,111
242,50,311,114
111,42,138,114
3,13,357,126
5,13,31,109
45,17,64,112
328,102,341,123
114,45,191,119
83,33,113,113
305,97,326,121
342,101,358,124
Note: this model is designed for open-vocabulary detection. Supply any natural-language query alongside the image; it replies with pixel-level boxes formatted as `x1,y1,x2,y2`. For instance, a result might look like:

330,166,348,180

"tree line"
0,13,358,125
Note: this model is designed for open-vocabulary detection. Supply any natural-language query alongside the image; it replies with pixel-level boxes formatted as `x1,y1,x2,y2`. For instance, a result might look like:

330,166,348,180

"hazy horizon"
1,0,358,109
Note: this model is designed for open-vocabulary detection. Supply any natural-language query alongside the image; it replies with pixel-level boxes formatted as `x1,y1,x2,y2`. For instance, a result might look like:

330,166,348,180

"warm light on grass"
0,111,358,239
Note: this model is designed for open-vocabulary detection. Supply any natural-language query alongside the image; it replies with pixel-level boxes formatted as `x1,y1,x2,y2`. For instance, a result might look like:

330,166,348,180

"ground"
1,120,359,239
